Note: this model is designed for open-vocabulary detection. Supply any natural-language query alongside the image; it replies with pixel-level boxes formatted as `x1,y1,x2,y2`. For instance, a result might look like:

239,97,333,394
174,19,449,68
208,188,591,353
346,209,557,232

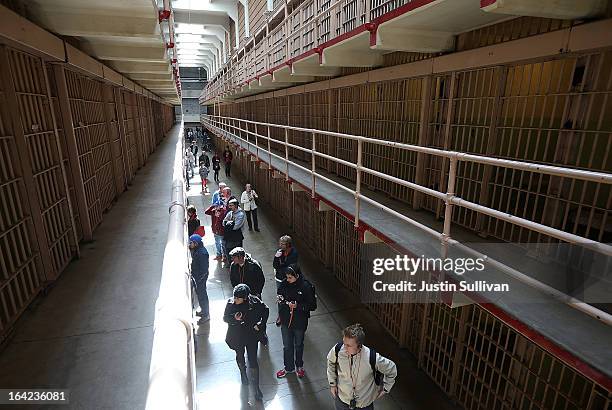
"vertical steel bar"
442,157,458,257
267,125,272,169
311,131,316,198
355,138,362,228
285,127,289,180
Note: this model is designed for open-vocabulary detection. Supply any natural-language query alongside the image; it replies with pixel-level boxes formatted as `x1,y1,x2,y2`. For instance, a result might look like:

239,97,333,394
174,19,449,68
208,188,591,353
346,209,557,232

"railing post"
442,156,457,258
311,132,316,198
365,0,371,23
255,122,259,158
355,139,363,228
285,127,290,181
268,125,272,169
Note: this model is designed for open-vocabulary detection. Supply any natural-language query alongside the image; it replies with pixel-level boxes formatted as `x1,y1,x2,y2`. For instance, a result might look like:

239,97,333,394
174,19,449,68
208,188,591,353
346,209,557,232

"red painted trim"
480,0,497,8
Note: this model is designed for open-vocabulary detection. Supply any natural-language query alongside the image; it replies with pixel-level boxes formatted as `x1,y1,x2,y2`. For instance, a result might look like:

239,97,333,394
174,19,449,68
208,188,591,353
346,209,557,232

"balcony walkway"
206,121,612,384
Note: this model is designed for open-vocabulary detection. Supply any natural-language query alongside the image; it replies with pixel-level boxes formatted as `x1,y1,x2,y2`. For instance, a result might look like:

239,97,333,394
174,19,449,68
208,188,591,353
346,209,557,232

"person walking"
199,163,209,193
186,149,195,178
327,324,398,410
212,153,221,183
223,198,245,264
199,153,210,169
273,235,299,288
240,183,259,232
276,264,316,379
189,234,210,323
192,142,199,165
184,155,191,190
224,284,269,400
223,146,233,178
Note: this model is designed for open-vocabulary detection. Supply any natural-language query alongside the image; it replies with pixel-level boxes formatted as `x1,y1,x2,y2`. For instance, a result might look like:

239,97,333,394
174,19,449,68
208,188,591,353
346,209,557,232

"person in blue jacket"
189,234,210,323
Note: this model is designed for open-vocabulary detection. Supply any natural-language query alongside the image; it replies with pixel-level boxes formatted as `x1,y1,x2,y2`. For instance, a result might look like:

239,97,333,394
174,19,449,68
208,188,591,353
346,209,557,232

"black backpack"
302,279,317,311
334,342,383,386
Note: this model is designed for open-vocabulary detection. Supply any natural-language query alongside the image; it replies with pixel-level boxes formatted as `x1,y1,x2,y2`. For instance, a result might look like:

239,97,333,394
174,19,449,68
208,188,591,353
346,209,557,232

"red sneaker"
276,369,294,378
296,368,305,378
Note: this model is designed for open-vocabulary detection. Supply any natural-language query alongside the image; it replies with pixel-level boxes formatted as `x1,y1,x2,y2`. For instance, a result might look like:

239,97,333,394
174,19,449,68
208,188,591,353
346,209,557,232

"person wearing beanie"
189,234,210,323
276,264,316,379
223,284,269,401
222,197,245,265
187,205,201,237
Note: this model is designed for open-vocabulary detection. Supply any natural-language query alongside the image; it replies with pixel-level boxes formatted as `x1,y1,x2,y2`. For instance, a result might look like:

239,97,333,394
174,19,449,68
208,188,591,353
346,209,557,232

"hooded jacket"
277,275,314,331
230,255,265,296
223,295,269,350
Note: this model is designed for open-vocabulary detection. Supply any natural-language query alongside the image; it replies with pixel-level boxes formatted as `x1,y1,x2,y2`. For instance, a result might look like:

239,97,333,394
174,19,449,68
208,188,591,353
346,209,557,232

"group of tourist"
184,141,397,409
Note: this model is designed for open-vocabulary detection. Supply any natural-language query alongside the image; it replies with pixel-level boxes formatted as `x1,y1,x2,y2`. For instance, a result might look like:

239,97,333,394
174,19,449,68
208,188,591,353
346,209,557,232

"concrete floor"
0,124,458,410
191,158,458,409
0,126,179,409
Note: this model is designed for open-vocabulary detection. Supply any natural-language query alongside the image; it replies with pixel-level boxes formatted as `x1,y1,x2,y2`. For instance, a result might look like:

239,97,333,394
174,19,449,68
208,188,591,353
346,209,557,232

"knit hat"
233,284,250,299
189,234,203,246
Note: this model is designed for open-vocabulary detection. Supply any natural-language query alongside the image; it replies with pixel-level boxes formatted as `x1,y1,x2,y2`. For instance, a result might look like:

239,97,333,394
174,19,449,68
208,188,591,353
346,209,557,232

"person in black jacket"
224,284,269,401
229,248,265,298
187,205,201,237
273,235,298,288
275,264,315,379
189,234,209,323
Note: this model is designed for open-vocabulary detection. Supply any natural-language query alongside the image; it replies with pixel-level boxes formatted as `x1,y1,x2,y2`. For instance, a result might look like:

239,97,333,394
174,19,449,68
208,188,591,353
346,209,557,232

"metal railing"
202,114,612,326
145,126,197,410
202,0,383,100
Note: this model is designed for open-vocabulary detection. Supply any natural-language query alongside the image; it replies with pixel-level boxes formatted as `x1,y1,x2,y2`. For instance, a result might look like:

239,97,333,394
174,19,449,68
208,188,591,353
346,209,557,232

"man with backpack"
326,324,397,409
276,264,316,379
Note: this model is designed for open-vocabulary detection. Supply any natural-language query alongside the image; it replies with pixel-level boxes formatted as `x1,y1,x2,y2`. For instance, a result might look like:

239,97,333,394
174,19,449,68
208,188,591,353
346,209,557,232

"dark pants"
335,397,373,410
194,273,209,317
245,209,259,230
225,162,232,177
214,169,220,182
281,325,305,371
185,169,190,189
235,341,259,369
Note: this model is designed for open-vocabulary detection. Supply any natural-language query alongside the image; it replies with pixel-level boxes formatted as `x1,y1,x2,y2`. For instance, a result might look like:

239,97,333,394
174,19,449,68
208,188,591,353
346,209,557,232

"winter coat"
230,255,265,296
273,247,299,282
240,190,258,211
212,156,221,171
190,244,209,281
223,209,245,243
204,205,226,236
277,275,315,331
223,150,233,164
224,295,269,350
188,214,200,236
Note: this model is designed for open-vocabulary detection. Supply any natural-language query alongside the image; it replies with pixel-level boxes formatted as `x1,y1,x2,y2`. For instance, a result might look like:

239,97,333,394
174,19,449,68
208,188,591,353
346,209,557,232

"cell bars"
205,126,612,407
0,43,175,343
212,49,612,249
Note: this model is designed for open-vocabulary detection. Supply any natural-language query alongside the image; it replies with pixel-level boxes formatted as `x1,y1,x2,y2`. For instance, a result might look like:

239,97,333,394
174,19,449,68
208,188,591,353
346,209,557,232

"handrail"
145,126,197,410
203,114,612,326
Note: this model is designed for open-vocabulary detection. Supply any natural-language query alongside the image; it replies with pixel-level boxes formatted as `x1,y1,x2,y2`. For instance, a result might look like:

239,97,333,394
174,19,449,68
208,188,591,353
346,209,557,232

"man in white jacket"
327,324,397,409
240,183,259,232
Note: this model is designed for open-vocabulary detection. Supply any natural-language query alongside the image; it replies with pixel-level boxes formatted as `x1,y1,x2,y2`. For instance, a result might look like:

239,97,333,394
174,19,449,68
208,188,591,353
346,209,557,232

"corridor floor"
190,158,458,409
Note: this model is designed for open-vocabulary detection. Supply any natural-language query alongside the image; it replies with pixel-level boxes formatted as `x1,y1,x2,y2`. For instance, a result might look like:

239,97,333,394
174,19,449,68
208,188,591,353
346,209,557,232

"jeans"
213,234,224,257
245,209,258,230
225,162,231,177
214,169,219,182
194,273,209,317
334,397,373,410
280,326,305,371
235,340,259,369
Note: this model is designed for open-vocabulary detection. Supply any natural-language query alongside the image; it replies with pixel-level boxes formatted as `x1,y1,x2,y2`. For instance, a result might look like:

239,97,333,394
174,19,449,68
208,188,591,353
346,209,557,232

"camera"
349,398,357,409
